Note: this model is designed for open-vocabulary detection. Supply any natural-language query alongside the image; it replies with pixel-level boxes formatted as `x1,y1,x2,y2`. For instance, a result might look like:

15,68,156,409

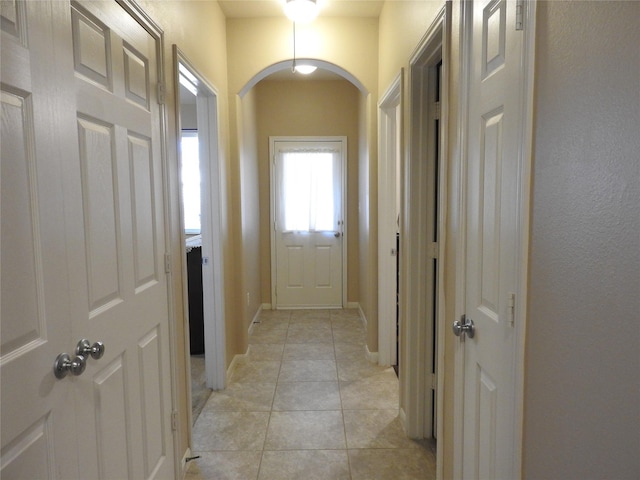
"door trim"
451,1,537,477
173,46,227,453
269,136,347,309
378,71,403,367
401,6,449,461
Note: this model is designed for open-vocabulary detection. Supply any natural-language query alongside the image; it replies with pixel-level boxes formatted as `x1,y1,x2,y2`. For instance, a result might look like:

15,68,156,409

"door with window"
271,138,345,308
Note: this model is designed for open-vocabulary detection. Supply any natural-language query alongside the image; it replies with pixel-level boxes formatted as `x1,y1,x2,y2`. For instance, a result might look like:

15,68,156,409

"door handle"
53,353,87,379
334,232,341,238
76,339,105,360
452,315,475,338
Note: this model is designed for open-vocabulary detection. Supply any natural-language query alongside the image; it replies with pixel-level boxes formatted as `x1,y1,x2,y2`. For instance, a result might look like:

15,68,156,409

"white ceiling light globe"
294,64,317,74
284,0,318,23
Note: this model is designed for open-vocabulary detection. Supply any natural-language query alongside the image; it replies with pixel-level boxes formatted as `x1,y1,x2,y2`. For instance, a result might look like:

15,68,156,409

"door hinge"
508,292,516,325
171,410,178,431
164,253,171,274
515,0,524,31
428,242,438,259
157,83,166,104
433,101,441,120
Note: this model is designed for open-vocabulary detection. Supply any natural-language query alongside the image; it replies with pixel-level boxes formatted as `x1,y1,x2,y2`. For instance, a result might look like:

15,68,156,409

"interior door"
68,2,174,478
1,1,80,477
459,0,526,478
272,139,344,308
1,1,175,478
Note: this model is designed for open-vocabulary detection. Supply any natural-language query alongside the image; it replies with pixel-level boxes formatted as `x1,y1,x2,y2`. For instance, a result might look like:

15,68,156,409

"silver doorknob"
452,315,475,338
76,339,105,360
53,353,87,379
334,232,341,238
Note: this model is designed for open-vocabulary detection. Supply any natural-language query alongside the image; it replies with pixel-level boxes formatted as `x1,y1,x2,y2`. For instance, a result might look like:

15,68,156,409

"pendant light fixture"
283,0,319,24
291,21,317,75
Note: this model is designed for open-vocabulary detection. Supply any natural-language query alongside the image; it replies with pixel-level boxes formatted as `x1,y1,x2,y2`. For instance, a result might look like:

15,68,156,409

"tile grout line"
257,312,289,479
333,310,354,479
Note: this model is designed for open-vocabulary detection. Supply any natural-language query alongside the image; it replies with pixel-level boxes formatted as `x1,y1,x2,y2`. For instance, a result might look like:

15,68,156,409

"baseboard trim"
346,301,359,309
358,304,367,329
262,303,272,310
226,349,248,384
399,408,407,434
180,448,193,478
366,344,379,364
248,304,264,335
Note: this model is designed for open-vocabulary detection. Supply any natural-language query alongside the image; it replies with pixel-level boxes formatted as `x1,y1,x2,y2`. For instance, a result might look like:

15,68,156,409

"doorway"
400,6,448,478
270,136,347,309
378,72,403,369
174,48,226,429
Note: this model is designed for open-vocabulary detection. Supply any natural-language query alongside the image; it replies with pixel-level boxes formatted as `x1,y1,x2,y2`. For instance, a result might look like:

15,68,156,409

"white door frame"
400,5,449,475
378,71,403,367
451,1,537,477
269,136,347,309
173,48,227,398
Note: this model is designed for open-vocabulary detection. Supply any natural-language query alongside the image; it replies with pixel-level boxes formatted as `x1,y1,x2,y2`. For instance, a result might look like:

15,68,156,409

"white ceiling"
218,0,384,19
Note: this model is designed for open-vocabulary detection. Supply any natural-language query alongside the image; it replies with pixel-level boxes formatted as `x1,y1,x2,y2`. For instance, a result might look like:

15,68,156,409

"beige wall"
378,0,444,96
238,89,262,336
137,0,231,463
523,2,640,478
254,79,361,306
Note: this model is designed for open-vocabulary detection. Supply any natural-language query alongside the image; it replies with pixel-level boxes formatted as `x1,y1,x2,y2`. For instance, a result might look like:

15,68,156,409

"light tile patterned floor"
185,309,436,480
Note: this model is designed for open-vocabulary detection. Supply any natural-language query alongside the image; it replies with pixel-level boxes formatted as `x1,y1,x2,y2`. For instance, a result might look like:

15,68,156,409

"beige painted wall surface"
378,0,444,96
239,88,262,334
255,79,361,305
524,2,640,478
137,0,231,463
358,93,379,349
227,17,378,95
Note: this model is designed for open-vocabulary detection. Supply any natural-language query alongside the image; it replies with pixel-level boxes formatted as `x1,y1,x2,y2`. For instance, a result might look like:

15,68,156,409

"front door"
457,0,530,478
271,138,345,308
1,1,175,478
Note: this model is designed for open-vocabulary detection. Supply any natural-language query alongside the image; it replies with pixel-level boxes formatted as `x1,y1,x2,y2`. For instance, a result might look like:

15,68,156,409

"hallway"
185,308,436,479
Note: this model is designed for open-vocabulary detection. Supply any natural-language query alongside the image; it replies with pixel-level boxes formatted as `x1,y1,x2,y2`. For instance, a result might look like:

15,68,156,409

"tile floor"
185,309,436,480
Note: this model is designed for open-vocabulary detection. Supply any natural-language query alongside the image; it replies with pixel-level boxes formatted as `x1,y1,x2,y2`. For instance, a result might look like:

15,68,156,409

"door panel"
69,2,173,478
2,2,174,478
462,0,523,478
1,1,79,477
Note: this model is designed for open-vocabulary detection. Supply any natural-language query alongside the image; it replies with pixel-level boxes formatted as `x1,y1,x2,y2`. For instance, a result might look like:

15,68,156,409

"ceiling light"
294,64,317,74
284,0,318,23
290,18,317,75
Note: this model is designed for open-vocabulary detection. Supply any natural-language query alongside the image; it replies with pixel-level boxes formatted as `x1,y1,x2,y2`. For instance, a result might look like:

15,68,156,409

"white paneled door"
458,0,529,478
1,1,175,478
271,138,345,308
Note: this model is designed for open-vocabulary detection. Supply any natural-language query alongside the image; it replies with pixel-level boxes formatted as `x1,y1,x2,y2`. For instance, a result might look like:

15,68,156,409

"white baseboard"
346,301,359,309
399,408,407,434
248,304,264,335
262,303,272,310
226,349,248,383
366,344,379,364
180,448,193,478
358,304,367,329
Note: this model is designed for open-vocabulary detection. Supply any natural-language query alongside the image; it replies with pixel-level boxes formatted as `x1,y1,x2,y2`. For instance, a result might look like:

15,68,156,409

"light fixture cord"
292,21,296,73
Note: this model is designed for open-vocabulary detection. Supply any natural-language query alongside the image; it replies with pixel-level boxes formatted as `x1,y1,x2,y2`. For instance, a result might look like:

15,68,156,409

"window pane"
282,151,334,232
181,132,200,233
